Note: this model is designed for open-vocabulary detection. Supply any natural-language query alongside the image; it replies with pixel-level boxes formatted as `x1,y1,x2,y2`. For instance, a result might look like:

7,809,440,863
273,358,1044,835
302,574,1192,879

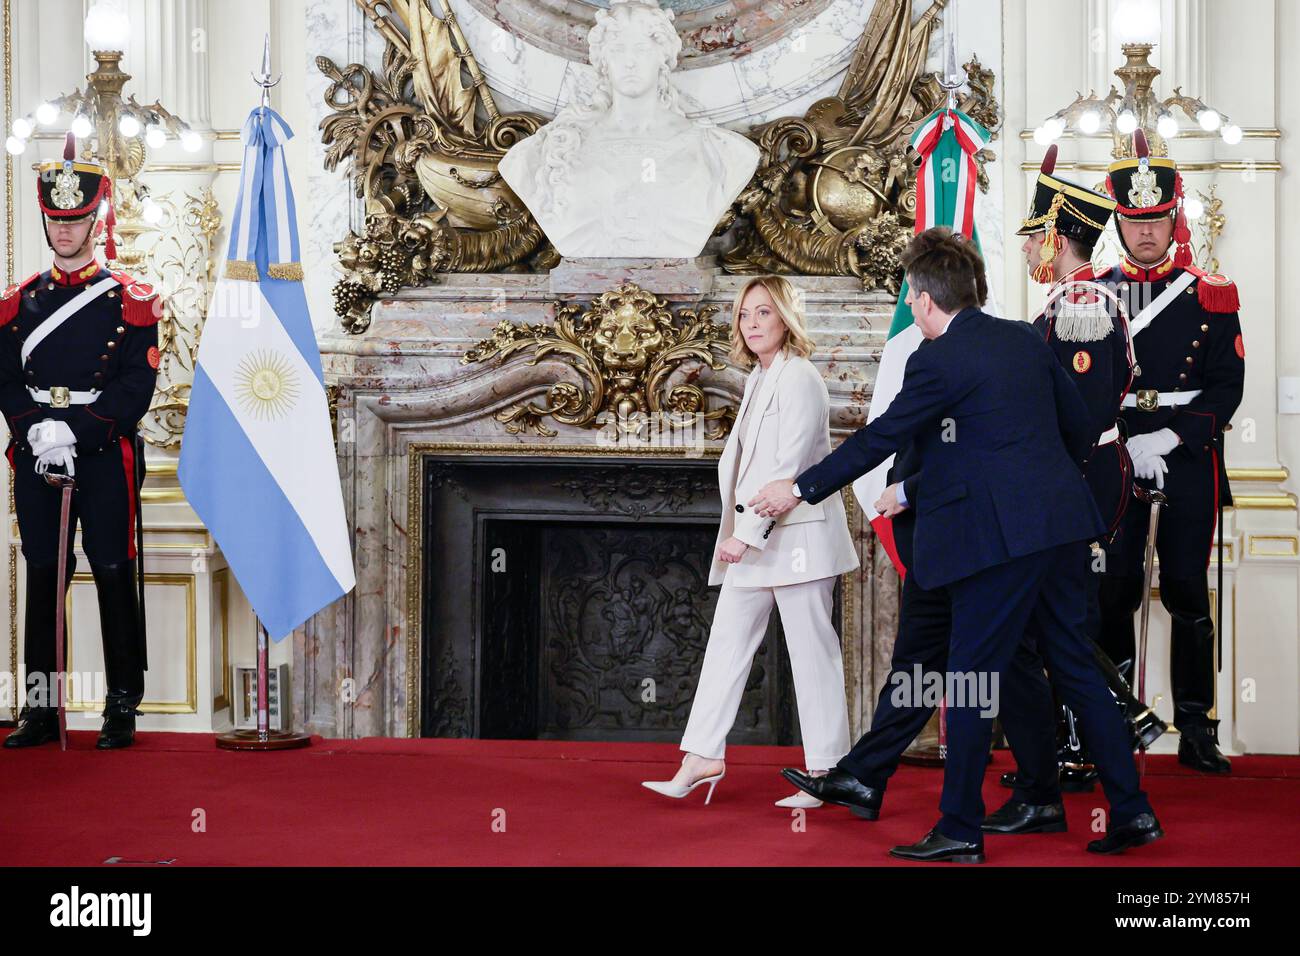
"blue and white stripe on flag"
179,106,354,640
224,107,301,282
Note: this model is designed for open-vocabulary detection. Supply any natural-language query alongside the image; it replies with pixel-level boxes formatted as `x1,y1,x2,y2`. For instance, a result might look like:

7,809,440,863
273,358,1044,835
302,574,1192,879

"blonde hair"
729,275,816,368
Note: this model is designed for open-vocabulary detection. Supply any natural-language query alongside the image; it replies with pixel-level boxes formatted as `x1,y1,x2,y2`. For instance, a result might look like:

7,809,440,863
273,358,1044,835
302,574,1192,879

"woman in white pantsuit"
641,276,859,807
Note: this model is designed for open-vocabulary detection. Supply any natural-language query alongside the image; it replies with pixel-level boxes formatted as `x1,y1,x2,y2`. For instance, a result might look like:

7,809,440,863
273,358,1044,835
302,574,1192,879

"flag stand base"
214,619,311,751
215,729,312,751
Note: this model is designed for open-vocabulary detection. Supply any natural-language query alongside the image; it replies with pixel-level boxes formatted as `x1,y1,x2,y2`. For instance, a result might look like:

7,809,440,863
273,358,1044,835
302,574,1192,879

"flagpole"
215,38,311,753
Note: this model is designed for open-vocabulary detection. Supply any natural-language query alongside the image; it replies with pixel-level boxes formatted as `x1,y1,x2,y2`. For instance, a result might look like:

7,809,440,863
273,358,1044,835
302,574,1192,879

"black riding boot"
4,561,68,748
1161,576,1229,774
91,562,145,750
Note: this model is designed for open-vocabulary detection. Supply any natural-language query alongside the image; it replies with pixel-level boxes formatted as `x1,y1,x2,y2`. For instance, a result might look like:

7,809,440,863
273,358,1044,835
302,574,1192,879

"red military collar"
50,260,104,286
1050,262,1097,291
1118,255,1176,282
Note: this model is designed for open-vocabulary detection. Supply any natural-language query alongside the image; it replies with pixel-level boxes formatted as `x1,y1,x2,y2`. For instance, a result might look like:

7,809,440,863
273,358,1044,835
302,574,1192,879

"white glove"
1126,427,1180,462
1131,450,1167,489
35,445,76,478
28,419,76,457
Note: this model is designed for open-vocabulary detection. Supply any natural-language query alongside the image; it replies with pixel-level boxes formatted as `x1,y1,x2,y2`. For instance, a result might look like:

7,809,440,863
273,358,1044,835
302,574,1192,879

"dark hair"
901,226,987,312
1066,236,1095,262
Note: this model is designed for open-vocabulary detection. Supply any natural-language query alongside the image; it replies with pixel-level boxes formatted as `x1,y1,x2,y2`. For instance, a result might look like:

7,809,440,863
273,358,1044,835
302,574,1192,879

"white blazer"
708,350,860,588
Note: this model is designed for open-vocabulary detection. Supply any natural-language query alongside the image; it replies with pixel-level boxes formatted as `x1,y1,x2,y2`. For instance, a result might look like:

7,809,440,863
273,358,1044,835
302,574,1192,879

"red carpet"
2,730,1297,866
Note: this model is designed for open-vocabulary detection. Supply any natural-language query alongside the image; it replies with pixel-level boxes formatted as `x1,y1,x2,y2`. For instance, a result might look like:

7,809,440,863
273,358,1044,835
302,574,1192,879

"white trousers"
680,575,851,770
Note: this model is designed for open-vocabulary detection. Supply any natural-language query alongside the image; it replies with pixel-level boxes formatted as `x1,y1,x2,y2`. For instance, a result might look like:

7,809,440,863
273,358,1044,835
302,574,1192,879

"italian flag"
851,108,991,576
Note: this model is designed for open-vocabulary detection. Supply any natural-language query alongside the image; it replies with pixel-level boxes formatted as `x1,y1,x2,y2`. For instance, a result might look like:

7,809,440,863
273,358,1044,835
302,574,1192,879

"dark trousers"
1099,452,1220,728
837,568,1060,809
939,542,1152,842
7,436,145,714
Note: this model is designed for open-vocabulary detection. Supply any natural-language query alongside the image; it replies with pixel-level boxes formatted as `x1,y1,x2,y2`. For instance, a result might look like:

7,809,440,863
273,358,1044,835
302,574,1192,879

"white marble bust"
498,0,759,259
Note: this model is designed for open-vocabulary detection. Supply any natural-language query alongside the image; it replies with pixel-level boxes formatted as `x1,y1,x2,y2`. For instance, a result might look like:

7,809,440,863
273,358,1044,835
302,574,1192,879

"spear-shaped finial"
251,32,282,109
935,2,967,110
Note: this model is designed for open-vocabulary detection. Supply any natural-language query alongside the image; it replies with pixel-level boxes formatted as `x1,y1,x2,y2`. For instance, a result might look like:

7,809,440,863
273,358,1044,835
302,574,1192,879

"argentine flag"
179,107,355,639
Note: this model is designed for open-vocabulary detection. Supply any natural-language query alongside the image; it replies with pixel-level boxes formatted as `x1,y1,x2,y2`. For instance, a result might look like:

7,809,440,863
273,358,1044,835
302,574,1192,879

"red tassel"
103,178,117,262
1173,204,1193,269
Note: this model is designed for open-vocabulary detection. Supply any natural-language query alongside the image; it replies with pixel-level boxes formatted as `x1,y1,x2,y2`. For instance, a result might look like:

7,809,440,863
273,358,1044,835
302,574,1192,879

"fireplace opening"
419,457,844,743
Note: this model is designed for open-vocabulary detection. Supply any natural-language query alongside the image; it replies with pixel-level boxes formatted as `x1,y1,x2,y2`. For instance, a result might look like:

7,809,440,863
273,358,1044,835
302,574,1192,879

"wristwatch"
791,482,802,499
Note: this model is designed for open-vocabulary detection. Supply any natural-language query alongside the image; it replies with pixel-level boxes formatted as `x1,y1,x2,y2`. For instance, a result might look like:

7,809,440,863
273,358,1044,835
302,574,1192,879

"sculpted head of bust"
498,0,759,259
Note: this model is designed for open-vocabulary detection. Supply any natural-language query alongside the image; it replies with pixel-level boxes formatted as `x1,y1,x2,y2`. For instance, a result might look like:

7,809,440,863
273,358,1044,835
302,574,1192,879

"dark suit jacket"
798,307,1104,590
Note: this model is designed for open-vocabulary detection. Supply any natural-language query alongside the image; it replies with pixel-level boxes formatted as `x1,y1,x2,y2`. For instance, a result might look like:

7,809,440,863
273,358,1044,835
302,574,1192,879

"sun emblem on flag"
234,349,301,420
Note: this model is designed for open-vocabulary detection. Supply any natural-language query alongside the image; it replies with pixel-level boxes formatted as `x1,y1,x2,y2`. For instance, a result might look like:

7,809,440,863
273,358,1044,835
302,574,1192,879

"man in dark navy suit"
750,228,1161,861
777,251,1062,828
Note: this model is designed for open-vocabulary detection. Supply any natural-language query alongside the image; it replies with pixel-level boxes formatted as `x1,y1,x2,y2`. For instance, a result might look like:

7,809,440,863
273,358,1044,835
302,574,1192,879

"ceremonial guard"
1002,147,1170,794
1,134,160,749
1095,130,1245,774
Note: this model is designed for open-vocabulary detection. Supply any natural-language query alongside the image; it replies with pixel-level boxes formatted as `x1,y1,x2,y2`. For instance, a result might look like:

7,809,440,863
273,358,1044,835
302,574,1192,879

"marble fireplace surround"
303,264,901,739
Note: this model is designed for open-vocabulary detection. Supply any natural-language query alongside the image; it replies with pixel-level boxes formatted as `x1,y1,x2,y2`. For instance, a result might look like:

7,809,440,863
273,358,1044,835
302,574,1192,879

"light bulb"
142,199,164,225
1078,110,1102,134
118,114,141,137
5,136,27,155
1222,124,1243,145
180,129,202,152
1116,110,1138,135
12,117,33,139
1183,197,1205,219
1032,126,1053,146
1157,114,1179,139
84,1,130,51
1044,117,1066,140
145,124,167,149
70,114,93,138
1114,0,1161,44
35,102,58,126
1197,109,1221,132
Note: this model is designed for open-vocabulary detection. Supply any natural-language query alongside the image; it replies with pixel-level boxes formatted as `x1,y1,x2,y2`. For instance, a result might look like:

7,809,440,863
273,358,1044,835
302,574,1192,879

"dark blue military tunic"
1095,255,1245,579
1032,265,1134,538
0,261,160,565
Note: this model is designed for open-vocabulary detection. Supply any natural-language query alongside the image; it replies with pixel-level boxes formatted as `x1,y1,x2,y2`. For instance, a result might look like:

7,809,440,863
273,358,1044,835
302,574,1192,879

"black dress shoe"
3,708,58,748
96,708,138,750
1087,813,1164,854
982,799,1067,834
781,768,883,820
1178,727,1231,774
890,828,985,863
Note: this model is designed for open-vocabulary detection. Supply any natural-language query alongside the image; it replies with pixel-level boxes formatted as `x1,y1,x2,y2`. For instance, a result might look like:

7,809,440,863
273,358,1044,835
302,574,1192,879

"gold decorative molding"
462,282,734,439
1228,467,1289,482
213,567,230,712
1248,535,1300,557
722,1,999,284
1231,494,1298,511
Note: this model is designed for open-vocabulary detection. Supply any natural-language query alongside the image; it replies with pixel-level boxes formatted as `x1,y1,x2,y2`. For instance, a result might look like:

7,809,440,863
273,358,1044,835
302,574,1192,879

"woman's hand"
716,536,749,564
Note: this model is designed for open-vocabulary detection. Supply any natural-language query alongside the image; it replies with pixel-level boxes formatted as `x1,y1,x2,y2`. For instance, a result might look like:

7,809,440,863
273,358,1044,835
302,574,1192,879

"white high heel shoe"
774,770,827,808
641,759,726,804
775,791,824,809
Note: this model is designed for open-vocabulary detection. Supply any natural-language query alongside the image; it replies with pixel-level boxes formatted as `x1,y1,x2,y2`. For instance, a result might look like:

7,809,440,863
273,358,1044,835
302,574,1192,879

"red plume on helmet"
1133,127,1150,160
63,131,76,162
1041,143,1058,176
